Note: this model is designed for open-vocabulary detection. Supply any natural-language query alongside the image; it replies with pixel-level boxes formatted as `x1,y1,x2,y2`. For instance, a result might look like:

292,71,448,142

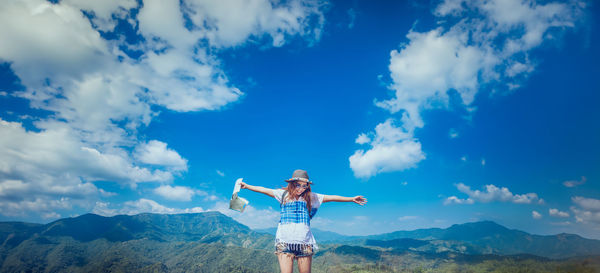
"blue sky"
1,0,599,239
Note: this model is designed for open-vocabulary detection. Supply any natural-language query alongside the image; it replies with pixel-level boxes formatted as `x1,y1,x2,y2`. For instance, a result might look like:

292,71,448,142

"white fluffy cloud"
350,0,583,178
153,185,197,201
93,199,204,216
94,194,265,226
310,216,333,229
571,196,600,224
0,119,170,219
444,196,474,205
62,0,138,31
563,176,587,187
350,118,425,178
444,183,542,205
377,28,492,119
572,196,600,211
532,210,542,219
355,133,371,145
549,208,570,218
183,0,325,47
135,141,188,171
0,0,325,220
209,201,280,229
0,120,170,186
0,0,110,87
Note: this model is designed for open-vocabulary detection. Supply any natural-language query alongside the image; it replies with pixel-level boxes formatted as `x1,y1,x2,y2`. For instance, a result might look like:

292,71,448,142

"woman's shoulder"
309,192,325,203
308,192,324,202
309,191,322,197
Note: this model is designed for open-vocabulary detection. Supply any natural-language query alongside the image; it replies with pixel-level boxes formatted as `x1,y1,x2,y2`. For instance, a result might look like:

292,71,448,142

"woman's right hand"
239,182,248,189
352,195,367,205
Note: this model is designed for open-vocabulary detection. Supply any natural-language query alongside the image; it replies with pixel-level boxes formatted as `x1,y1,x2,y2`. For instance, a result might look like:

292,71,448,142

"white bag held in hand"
229,178,249,212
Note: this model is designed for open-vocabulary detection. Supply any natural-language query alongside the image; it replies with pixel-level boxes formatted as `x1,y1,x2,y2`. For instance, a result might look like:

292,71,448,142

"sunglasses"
295,183,310,189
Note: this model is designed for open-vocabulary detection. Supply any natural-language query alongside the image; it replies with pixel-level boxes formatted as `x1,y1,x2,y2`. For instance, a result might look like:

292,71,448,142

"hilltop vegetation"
313,245,600,273
2,238,278,272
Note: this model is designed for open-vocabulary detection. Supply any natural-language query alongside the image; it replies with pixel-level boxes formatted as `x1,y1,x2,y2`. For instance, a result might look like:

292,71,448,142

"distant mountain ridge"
257,220,600,259
1,212,600,272
255,227,360,242
290,220,600,259
360,220,600,258
4,214,599,259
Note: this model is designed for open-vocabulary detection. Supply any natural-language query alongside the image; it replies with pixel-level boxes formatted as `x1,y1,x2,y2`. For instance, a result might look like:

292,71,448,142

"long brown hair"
282,181,312,211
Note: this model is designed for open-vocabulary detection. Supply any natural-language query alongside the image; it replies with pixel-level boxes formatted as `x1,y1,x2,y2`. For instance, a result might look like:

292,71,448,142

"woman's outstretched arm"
239,182,275,198
323,195,367,205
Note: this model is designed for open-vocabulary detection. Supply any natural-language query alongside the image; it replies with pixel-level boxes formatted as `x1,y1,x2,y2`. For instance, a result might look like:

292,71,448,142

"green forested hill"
2,238,278,272
39,212,273,249
0,212,277,272
0,222,43,249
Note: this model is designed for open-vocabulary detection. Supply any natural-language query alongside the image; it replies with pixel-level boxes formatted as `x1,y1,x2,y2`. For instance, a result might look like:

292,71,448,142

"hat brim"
285,178,313,184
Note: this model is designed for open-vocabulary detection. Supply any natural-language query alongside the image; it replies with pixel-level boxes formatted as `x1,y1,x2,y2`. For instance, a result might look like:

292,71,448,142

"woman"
240,169,367,273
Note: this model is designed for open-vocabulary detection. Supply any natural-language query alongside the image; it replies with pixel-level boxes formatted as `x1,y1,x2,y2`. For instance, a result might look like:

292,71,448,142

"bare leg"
277,253,294,273
297,256,312,273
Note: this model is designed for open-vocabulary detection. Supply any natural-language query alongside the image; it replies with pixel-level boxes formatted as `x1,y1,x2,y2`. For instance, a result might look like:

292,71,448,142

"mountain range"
0,212,278,272
258,220,600,259
1,212,599,272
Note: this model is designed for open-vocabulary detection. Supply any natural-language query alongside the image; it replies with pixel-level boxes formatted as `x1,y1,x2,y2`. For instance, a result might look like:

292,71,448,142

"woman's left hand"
352,196,367,205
